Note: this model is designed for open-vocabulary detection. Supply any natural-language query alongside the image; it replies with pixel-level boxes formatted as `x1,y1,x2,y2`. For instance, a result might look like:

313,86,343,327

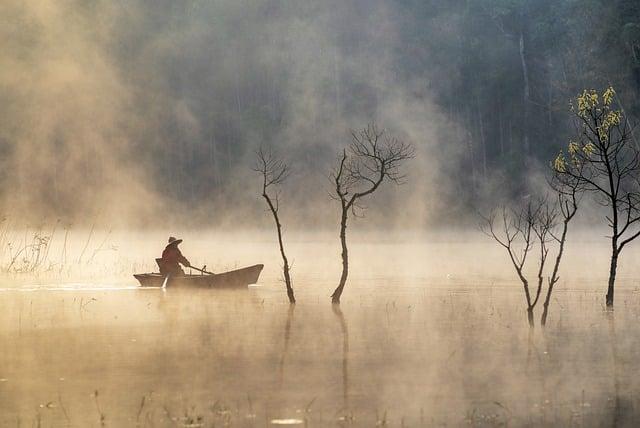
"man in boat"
159,237,191,276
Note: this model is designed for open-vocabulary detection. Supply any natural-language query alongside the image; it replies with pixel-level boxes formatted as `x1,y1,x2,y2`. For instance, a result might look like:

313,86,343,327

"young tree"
254,147,295,304
329,124,414,304
481,185,578,328
553,87,640,307
540,177,580,326
481,200,550,327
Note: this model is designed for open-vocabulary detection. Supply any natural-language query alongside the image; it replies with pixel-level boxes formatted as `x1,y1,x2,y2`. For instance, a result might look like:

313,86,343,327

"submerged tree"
482,200,550,327
254,148,295,303
481,185,578,327
330,123,414,304
541,173,580,326
553,87,640,307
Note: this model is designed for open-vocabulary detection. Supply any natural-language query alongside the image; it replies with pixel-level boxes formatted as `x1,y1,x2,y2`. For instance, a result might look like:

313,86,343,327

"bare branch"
253,146,295,303
331,123,415,215
330,122,415,303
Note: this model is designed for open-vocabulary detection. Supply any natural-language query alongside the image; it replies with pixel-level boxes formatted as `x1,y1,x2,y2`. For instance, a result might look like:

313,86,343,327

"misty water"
2,233,640,427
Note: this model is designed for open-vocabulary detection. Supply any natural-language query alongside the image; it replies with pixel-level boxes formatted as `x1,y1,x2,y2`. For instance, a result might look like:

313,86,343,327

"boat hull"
134,264,263,288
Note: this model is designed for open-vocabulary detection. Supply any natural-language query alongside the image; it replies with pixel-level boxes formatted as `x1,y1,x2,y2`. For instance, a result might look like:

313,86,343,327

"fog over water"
2,234,640,426
3,1,640,426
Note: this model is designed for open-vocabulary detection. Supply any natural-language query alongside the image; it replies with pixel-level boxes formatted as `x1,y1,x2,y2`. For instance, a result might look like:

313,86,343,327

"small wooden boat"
134,264,264,288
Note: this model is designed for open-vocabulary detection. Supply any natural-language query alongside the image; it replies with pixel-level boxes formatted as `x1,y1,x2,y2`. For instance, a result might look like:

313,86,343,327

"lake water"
2,234,640,427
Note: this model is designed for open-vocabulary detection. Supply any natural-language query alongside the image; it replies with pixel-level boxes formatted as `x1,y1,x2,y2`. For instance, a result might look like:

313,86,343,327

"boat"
134,264,264,288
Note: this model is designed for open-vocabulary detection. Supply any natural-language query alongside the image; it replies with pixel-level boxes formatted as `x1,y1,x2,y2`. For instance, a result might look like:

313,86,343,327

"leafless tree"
329,123,414,304
541,174,580,326
254,147,295,303
553,87,640,307
481,200,547,327
481,185,579,327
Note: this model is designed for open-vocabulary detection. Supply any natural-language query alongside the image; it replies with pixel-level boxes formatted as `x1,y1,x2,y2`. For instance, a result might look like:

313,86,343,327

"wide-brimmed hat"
168,236,183,245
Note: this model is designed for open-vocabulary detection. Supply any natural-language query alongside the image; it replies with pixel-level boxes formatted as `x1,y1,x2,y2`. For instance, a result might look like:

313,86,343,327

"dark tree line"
142,0,640,222
396,0,640,215
5,1,639,223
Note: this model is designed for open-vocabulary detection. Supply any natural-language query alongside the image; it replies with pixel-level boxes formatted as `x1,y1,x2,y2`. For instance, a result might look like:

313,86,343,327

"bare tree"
541,174,580,326
330,123,414,304
481,187,579,328
481,200,548,327
553,87,640,307
254,147,295,304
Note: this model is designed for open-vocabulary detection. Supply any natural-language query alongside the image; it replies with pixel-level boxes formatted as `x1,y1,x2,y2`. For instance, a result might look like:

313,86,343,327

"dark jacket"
160,244,190,275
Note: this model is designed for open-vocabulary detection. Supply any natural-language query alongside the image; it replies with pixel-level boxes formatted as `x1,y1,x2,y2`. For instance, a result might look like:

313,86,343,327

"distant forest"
2,0,640,226
412,0,640,210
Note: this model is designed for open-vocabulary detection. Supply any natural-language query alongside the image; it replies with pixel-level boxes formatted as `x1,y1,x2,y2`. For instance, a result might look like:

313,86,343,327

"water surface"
2,238,640,426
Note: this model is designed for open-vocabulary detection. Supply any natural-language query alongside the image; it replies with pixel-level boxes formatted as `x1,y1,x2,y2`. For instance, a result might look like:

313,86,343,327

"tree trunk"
547,78,553,129
279,229,295,304
476,95,487,179
209,131,220,187
606,248,619,307
273,205,294,303
540,304,550,327
542,219,570,326
334,47,341,120
526,307,534,328
465,129,477,192
331,205,349,304
274,206,296,303
234,65,242,114
519,31,530,156
263,193,295,304
498,106,505,158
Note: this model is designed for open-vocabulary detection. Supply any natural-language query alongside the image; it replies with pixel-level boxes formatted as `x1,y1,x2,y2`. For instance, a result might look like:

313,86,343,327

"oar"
189,265,215,275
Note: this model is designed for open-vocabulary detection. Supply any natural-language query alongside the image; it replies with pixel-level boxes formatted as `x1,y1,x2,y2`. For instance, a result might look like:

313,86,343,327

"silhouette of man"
160,237,191,276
